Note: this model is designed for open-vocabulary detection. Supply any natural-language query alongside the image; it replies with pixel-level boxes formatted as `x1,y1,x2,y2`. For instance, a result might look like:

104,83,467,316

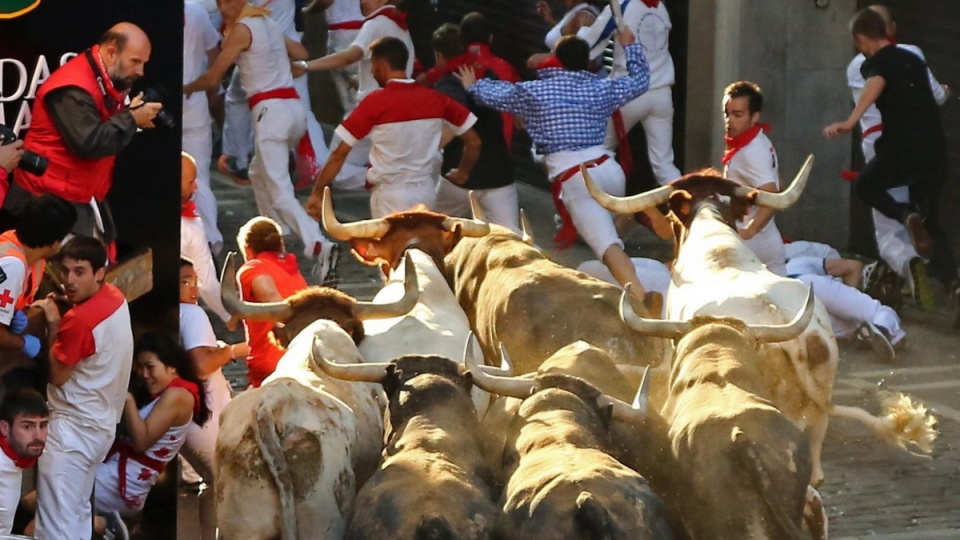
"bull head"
465,346,651,424
220,252,420,322
619,283,817,343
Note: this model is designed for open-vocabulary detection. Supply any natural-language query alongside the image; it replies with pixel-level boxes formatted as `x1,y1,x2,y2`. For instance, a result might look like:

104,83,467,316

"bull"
314,343,509,539
214,254,419,540
467,352,673,539
585,156,937,489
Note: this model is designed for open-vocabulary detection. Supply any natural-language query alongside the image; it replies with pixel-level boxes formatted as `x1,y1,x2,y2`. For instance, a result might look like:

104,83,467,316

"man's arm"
45,88,140,160
824,75,885,137
184,23,251,95
294,46,364,77
285,35,309,62
456,66,528,116
608,32,650,109
186,341,242,377
445,129,481,186
306,140,353,219
33,297,75,388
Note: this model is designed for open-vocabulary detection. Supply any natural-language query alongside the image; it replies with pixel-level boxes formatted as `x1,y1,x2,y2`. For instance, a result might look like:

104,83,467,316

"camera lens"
152,109,176,129
18,151,48,176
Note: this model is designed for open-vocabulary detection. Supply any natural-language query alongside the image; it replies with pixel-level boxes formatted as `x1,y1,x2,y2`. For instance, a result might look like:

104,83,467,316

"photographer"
4,22,162,243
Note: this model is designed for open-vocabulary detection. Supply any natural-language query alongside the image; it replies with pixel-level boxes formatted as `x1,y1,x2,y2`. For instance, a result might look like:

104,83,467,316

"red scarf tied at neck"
155,378,202,419
0,434,37,469
364,5,407,30
722,123,771,165
181,200,198,219
90,44,129,113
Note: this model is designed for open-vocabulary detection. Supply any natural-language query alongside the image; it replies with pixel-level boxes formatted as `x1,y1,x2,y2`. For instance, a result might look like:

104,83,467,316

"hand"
10,310,28,335
536,0,555,24
291,60,309,78
305,191,323,221
822,121,853,138
21,335,41,359
445,169,469,186
0,139,24,172
527,53,551,70
226,314,241,332
31,295,62,325
738,226,756,240
130,101,163,129
230,342,250,359
617,26,637,46
453,65,478,90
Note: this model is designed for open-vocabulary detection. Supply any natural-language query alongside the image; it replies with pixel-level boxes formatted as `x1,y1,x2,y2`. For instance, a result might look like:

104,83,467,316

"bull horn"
468,191,487,222
465,348,539,398
353,256,419,320
583,165,675,214
735,154,814,210
442,216,490,238
321,186,391,241
601,367,649,424
619,284,692,339
220,251,294,322
462,333,513,376
744,286,816,343
520,209,535,245
312,336,393,383
497,343,514,375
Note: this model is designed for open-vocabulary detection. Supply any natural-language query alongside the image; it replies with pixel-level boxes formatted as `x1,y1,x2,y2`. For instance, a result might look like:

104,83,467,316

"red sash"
840,124,883,182
248,87,299,109
106,440,166,508
612,110,634,177
552,154,611,249
329,20,363,30
722,123,770,165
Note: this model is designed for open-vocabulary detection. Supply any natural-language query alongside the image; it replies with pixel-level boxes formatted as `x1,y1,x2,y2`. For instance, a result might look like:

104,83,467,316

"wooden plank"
105,248,154,302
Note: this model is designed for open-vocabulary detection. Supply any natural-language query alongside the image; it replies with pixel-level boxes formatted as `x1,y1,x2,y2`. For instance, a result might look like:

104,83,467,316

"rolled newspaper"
608,0,626,33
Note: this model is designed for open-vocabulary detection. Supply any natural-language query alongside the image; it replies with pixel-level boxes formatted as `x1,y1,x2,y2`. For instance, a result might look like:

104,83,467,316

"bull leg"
805,409,828,488
803,485,828,540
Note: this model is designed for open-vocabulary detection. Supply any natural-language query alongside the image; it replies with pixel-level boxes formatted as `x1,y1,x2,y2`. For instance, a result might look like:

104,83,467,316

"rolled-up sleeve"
469,79,530,117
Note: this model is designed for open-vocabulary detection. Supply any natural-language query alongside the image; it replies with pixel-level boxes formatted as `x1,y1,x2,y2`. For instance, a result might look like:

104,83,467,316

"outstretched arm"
824,75,885,137
184,22,251,95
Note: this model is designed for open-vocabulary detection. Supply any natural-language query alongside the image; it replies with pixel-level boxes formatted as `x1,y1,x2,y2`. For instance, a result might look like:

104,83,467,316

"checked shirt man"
456,28,654,302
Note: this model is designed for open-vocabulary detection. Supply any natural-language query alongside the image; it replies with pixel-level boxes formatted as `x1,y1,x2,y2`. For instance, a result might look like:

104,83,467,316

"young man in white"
295,0,416,190
185,0,340,281
578,0,683,186
0,389,47,535
32,236,133,540
307,37,480,218
181,152,230,322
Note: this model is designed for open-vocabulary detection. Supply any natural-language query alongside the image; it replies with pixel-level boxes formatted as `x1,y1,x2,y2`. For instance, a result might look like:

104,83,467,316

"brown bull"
316,348,507,540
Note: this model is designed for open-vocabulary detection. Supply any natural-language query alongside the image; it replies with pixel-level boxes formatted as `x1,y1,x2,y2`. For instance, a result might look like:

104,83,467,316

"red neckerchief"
536,55,566,70
181,200,198,218
364,5,407,30
0,435,37,469
258,250,300,275
722,123,770,164
641,0,660,7
90,44,128,113
156,378,201,418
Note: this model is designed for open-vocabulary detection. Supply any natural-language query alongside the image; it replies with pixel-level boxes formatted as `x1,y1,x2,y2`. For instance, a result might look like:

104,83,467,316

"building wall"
685,0,858,248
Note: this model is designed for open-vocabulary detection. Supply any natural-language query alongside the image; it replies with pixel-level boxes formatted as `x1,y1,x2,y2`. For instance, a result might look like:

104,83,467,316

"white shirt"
179,303,233,410
579,0,675,89
181,215,230,322
236,16,296,96
351,7,415,100
0,451,21,534
546,3,597,50
183,2,221,130
0,254,27,326
326,0,362,26
255,0,299,40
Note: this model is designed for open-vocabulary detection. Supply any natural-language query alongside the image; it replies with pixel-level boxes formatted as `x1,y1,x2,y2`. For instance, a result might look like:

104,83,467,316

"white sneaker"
855,321,895,363
310,242,341,287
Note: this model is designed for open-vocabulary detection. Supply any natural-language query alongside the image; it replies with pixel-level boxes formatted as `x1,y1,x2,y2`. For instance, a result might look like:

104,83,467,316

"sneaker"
311,242,341,287
902,213,933,259
855,321,895,364
905,257,934,311
103,510,130,540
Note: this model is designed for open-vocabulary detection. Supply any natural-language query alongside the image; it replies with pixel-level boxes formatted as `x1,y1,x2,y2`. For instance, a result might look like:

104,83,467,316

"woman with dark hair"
91,332,209,528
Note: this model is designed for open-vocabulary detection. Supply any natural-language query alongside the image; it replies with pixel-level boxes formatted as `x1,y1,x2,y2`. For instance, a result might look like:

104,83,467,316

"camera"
0,125,48,176
140,87,176,129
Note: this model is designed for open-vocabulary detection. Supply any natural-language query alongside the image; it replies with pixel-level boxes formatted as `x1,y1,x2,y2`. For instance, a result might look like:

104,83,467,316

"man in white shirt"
0,389,47,535
181,152,230,322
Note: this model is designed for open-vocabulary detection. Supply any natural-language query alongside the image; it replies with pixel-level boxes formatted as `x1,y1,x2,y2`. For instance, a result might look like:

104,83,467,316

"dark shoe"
905,257,935,311
103,510,130,540
218,154,251,185
861,260,902,310
855,321,895,364
903,213,933,259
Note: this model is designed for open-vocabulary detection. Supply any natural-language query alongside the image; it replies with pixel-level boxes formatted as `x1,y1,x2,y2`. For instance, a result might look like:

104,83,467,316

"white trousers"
328,28,360,114
796,273,902,339
35,417,114,540
331,133,373,191
250,98,328,256
863,134,918,276
576,258,672,316
183,119,222,245
560,158,625,258
604,86,682,186
293,73,331,173
222,70,254,169
434,179,520,234
369,179,438,218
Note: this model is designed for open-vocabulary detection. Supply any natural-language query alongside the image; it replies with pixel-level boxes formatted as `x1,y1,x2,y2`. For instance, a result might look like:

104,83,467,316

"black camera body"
0,125,48,176
140,88,176,129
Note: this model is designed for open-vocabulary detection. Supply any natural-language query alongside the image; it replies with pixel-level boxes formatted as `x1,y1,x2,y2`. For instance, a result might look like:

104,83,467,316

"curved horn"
220,251,294,321
312,336,393,382
462,333,514,377
583,165,675,214
744,286,817,343
465,350,538,398
600,366,649,424
496,342,514,375
519,209,535,245
468,191,487,222
321,186,391,241
619,284,692,339
734,154,814,210
442,216,490,238
353,256,419,320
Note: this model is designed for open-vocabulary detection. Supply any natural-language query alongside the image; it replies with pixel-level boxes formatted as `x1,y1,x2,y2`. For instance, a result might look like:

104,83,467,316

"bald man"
7,22,162,245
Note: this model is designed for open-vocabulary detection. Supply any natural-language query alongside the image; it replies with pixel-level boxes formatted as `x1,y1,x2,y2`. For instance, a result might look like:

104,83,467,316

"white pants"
744,224,788,277
604,86,682,186
863,134,918,276
293,73,331,175
796,273,902,339
35,417,114,540
332,133,373,191
785,240,840,262
560,158,625,258
183,120,222,245
434,179,520,234
222,70,254,170
328,28,359,114
369,178,437,218
576,258,672,316
250,98,329,257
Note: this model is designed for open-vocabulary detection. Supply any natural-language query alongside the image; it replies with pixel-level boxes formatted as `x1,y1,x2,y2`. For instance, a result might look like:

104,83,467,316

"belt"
551,154,611,249
248,87,299,110
328,20,364,30
863,123,883,137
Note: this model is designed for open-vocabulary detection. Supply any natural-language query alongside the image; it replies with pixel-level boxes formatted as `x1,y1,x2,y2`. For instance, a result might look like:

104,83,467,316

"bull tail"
733,433,808,540
254,401,299,540
830,392,938,455
574,491,614,540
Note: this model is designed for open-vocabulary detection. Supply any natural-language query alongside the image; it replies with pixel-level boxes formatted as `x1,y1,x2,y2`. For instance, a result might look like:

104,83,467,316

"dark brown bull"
316,348,508,540
468,354,673,540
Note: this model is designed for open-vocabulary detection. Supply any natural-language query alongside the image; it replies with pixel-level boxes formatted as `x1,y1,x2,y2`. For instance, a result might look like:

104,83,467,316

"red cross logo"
0,290,14,309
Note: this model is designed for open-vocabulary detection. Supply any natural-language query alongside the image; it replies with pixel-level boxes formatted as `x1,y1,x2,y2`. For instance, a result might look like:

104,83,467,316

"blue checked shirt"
468,43,650,156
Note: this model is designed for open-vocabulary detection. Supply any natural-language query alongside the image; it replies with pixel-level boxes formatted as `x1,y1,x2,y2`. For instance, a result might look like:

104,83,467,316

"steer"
444,220,665,377
585,156,937,489
315,348,507,540
215,255,419,540
622,287,826,539
467,355,673,539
